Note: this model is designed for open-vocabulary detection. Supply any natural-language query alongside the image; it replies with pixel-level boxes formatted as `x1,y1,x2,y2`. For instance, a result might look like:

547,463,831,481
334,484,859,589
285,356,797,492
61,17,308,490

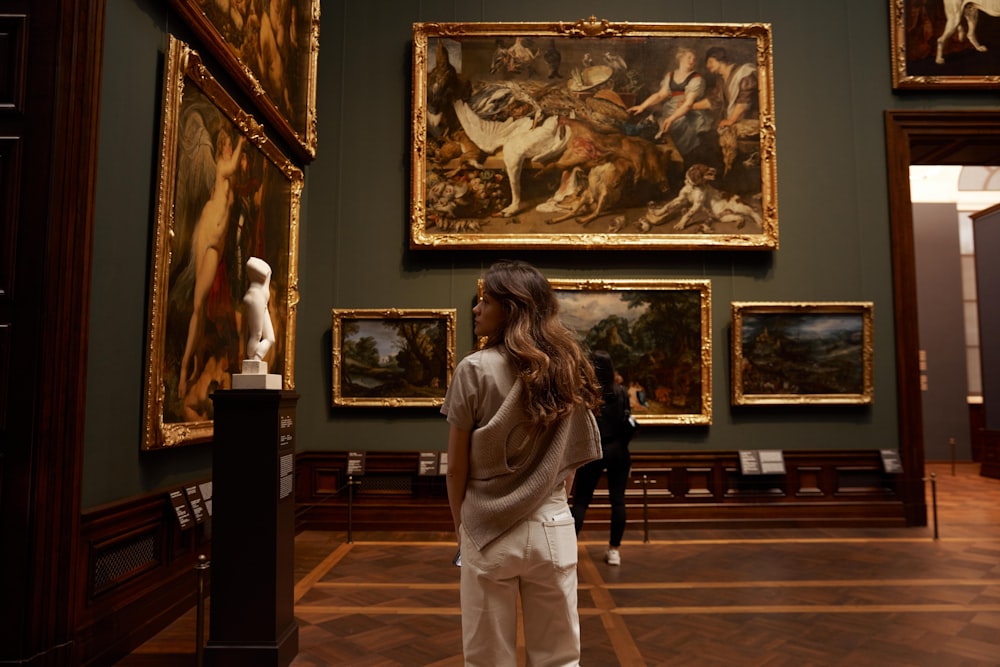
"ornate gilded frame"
540,278,712,425
411,18,777,250
332,308,457,407
169,0,321,161
731,302,874,406
890,0,1000,90
142,36,303,450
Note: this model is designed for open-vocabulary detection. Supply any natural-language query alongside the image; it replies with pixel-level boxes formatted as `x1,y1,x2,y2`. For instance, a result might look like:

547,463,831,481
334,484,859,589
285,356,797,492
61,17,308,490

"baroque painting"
731,302,874,406
891,0,1000,89
546,279,712,425
170,0,321,160
411,18,777,250
332,309,457,407
142,37,303,450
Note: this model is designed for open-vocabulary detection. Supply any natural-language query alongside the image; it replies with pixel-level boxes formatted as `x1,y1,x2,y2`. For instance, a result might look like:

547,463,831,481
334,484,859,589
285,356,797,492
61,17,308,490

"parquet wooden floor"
117,463,1000,666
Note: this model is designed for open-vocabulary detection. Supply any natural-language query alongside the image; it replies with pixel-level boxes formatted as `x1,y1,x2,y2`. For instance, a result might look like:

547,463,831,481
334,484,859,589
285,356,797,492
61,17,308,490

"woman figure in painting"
628,46,713,164
178,126,245,399
571,350,634,567
441,260,602,666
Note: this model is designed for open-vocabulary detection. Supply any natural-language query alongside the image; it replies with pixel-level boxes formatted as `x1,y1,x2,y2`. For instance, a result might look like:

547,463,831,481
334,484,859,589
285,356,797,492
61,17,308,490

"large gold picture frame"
890,0,1000,89
545,278,712,425
411,18,777,250
731,302,874,406
332,308,457,408
169,0,321,161
142,36,303,450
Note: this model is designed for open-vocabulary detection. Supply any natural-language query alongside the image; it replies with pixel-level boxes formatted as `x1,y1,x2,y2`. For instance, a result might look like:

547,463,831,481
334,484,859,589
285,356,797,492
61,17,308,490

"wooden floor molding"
117,463,1000,666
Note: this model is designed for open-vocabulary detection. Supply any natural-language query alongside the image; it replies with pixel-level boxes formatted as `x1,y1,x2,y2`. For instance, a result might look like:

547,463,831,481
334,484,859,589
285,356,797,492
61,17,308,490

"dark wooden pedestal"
205,390,299,667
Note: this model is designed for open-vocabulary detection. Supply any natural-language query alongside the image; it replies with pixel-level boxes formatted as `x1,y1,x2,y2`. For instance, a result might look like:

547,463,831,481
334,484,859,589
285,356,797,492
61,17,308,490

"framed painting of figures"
731,302,874,406
891,0,1000,89
331,309,457,407
142,36,303,450
542,278,712,425
410,18,777,250
169,0,321,161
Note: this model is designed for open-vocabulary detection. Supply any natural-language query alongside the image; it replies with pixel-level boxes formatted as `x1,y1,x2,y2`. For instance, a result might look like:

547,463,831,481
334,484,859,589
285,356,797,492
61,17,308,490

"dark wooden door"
0,1,105,663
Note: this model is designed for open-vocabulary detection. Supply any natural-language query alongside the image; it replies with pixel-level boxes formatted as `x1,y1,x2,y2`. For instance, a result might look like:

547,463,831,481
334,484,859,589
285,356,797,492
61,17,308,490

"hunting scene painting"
332,309,456,407
411,19,777,250
731,302,874,405
548,279,712,425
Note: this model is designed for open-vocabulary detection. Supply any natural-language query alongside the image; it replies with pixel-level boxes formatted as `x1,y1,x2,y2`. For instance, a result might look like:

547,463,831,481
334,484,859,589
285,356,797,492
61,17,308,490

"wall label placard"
347,451,366,476
739,450,786,475
418,452,448,476
169,489,194,530
184,484,207,524
880,449,903,473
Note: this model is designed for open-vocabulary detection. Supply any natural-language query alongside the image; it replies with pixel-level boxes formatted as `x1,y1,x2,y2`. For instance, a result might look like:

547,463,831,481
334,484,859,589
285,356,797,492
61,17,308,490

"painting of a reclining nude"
411,18,777,250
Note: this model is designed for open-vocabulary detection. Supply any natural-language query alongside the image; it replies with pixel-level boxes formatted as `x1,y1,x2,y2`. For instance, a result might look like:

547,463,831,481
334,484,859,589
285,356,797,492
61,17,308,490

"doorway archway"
885,110,1000,525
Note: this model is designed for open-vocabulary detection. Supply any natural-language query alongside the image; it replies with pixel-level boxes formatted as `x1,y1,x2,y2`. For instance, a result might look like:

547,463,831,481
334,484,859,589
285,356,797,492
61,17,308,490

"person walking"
571,350,635,566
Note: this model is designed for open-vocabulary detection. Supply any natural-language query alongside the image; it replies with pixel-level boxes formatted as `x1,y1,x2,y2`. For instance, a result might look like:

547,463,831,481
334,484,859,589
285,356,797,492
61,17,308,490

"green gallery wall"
81,0,997,509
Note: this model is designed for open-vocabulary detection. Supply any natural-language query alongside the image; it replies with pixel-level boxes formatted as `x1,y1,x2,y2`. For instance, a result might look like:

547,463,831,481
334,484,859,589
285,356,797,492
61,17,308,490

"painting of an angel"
411,19,777,250
143,37,302,449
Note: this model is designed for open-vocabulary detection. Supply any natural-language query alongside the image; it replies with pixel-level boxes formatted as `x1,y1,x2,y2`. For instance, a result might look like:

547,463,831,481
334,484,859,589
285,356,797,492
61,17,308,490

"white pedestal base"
232,359,282,389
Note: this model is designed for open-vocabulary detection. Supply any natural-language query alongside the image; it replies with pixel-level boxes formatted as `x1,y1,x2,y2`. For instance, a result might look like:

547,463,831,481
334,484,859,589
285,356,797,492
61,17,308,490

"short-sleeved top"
441,346,515,431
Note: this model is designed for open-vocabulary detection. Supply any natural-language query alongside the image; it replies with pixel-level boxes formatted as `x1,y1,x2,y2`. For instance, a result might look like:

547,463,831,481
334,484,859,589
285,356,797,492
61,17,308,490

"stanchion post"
347,474,355,544
930,472,939,540
195,554,209,667
949,437,956,476
641,474,650,543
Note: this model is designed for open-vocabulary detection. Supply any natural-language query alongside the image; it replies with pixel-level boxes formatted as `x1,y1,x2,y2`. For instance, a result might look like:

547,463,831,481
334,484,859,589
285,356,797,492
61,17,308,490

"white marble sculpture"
232,257,282,389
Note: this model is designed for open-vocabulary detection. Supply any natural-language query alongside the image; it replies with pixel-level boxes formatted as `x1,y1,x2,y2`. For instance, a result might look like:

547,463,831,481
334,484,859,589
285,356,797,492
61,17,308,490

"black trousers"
570,438,631,547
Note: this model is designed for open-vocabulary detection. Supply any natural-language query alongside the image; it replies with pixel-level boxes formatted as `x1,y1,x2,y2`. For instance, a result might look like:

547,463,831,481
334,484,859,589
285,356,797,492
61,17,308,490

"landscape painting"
546,278,712,425
731,302,874,405
332,309,456,407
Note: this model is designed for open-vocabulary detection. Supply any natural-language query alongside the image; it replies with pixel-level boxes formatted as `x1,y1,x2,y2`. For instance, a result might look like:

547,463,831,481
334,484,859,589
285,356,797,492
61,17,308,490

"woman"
441,260,603,666
628,46,712,162
570,350,633,566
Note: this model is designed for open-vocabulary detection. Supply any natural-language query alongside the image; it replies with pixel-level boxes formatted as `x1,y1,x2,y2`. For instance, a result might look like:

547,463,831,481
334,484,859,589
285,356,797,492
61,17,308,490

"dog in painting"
637,163,761,233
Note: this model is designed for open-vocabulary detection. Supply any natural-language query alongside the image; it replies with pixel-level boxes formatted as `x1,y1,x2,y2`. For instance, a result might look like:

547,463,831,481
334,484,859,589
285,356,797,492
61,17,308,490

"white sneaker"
604,548,621,566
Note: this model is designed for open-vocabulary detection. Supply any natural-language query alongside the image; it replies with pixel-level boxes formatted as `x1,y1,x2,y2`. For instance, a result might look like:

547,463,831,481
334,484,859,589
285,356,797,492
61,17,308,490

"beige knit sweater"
461,379,601,550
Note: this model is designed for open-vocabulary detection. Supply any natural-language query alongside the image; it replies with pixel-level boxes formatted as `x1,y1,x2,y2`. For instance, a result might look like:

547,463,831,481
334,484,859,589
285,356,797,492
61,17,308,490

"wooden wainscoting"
75,485,211,667
295,450,911,533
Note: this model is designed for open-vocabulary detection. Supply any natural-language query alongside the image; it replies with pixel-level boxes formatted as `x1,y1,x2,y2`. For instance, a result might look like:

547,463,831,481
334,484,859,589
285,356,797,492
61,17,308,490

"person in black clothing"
571,350,634,566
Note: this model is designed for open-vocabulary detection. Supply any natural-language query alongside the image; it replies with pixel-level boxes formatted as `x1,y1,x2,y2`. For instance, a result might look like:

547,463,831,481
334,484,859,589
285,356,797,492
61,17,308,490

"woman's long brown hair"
480,260,601,425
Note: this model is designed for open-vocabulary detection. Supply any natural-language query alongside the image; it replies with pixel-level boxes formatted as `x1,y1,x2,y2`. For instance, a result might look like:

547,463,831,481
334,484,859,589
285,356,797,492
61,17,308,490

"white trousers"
459,487,581,667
